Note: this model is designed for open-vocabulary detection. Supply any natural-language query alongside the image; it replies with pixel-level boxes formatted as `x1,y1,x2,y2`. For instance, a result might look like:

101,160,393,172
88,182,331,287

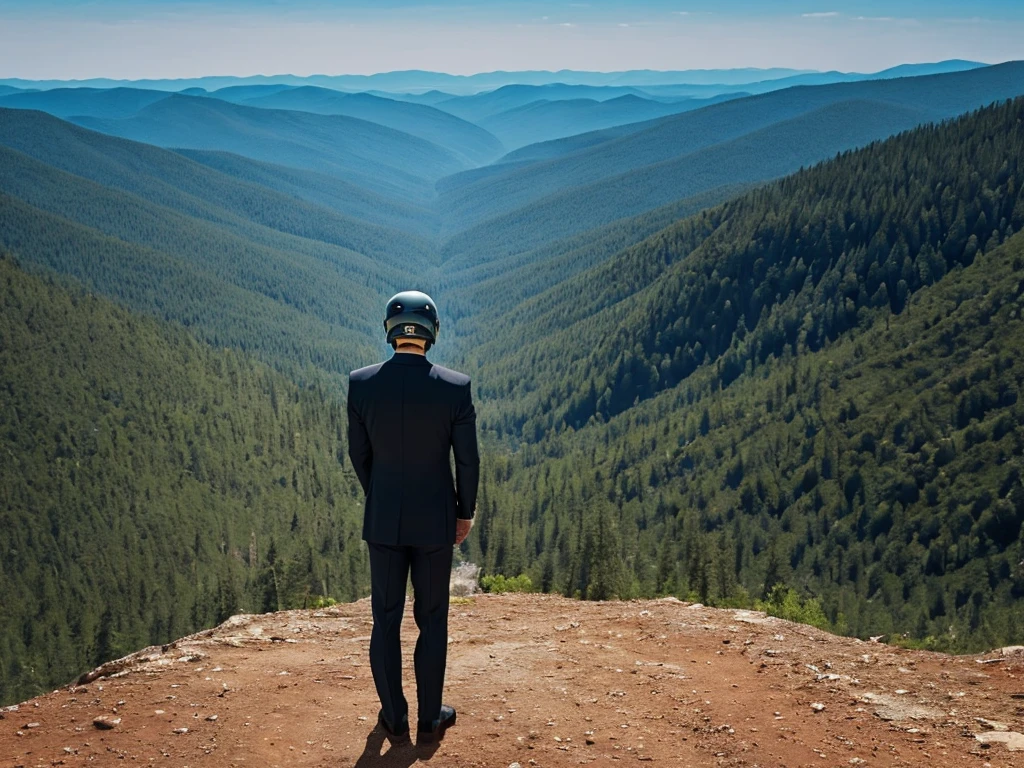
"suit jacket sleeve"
346,379,372,495
452,381,480,519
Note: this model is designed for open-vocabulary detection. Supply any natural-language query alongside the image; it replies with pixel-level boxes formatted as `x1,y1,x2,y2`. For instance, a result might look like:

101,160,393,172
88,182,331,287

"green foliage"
307,595,339,609
0,253,369,705
469,97,1024,438
480,574,535,594
757,585,830,631
462,99,1024,654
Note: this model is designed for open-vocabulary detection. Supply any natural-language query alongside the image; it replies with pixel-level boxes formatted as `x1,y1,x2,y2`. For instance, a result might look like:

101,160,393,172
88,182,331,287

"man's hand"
455,517,474,546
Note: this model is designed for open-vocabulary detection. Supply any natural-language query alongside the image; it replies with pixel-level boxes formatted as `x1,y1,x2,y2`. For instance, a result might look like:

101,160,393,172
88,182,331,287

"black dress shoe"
417,704,456,744
377,710,410,741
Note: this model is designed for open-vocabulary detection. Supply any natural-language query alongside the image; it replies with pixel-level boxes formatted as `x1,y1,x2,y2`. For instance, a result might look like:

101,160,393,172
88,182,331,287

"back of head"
384,290,440,351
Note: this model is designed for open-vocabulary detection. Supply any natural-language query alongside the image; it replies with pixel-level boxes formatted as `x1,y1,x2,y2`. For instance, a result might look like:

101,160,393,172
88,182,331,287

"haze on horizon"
0,0,1022,81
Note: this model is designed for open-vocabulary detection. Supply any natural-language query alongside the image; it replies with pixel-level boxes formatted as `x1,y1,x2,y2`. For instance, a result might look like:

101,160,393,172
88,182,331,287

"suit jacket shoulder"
427,362,471,388
349,362,385,383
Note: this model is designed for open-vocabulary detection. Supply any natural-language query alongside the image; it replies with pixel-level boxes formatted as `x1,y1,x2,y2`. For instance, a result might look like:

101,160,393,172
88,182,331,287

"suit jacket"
347,352,480,546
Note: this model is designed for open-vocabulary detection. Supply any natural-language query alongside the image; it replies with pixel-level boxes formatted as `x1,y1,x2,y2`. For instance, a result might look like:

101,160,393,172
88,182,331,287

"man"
346,290,480,745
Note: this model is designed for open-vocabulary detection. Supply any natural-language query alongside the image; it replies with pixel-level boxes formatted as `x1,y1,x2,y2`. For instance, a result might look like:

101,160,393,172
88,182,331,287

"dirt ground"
2,593,1023,768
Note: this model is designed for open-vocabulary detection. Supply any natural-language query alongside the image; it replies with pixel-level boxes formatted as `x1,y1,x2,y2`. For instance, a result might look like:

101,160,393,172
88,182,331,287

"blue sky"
0,1,1021,79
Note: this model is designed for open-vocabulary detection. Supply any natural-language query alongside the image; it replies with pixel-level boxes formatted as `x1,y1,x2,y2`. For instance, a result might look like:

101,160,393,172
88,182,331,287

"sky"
0,1,1022,79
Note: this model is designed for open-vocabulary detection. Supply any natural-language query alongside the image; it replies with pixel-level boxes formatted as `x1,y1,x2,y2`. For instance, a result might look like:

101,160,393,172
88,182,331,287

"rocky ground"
2,594,1023,767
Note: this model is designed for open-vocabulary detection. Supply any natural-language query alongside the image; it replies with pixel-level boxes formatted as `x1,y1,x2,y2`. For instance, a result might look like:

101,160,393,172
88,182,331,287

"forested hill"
2,67,1024,708
461,98,1024,653
0,253,369,706
0,108,420,377
470,227,1024,652
467,97,1024,437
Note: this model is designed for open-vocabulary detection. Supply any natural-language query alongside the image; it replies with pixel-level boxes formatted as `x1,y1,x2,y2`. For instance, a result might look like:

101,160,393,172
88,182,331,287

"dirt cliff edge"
2,594,1022,767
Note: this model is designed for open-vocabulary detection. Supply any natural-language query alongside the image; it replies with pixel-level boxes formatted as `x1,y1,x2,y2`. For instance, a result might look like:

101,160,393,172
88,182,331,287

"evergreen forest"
1,61,1024,705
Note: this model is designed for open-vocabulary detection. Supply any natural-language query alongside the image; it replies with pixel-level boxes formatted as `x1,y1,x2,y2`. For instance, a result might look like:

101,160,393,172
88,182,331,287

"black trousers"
366,542,453,728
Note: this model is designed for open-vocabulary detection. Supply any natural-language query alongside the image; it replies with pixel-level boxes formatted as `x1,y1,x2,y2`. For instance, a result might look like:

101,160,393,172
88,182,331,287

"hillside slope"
461,108,1024,652
441,98,931,261
238,86,505,165
71,94,466,201
0,86,170,118
439,61,1024,234
1,595,1021,766
0,108,434,264
0,253,368,706
433,83,652,121
477,93,739,150
172,149,437,237
466,97,1024,424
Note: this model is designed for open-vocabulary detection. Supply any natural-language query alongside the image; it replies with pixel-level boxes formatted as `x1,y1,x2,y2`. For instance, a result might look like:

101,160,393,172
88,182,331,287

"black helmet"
384,290,440,350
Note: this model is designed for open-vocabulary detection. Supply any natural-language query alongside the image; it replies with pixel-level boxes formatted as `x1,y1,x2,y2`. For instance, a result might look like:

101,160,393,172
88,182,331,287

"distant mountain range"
0,60,986,95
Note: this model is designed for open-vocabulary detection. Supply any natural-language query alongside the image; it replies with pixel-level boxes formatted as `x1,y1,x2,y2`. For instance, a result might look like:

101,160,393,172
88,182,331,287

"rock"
509,763,522,768
974,731,1024,751
24,722,40,729
205,714,218,722
861,692,942,722
976,717,1009,731
173,727,189,734
93,716,120,730
810,703,826,712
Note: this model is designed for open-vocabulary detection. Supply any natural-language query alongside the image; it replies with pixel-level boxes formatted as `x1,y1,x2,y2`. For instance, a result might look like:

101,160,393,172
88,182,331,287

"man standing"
346,290,480,744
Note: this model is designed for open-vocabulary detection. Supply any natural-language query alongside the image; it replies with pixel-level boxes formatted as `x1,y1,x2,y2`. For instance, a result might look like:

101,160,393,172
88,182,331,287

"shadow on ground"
353,725,440,766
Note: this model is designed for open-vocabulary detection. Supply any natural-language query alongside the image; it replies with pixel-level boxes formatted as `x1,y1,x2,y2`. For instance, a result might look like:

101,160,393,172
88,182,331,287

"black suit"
347,351,480,728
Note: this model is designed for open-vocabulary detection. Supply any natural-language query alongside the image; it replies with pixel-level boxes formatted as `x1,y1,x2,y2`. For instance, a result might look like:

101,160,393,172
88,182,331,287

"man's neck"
395,345,426,356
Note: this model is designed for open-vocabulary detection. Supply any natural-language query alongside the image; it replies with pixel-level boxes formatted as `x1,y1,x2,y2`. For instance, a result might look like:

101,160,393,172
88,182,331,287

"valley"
1,59,1023,708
